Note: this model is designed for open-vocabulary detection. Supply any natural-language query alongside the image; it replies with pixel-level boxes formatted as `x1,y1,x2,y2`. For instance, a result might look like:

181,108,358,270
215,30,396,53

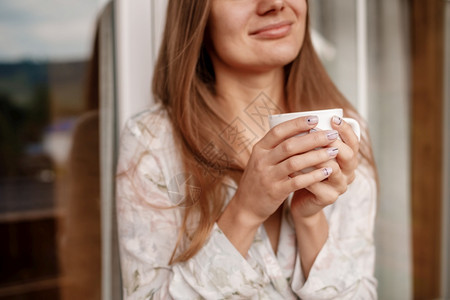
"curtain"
310,1,412,298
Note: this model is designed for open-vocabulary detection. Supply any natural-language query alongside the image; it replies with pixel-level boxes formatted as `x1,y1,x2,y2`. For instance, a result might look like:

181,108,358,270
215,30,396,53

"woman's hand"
289,117,360,278
218,115,339,256
290,116,360,220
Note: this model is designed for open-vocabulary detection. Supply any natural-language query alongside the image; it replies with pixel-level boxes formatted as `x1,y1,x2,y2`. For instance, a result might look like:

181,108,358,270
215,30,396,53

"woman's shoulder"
121,102,174,149
117,102,180,180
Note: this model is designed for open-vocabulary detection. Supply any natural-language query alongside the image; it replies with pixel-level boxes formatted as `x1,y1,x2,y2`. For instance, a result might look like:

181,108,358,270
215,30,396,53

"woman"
116,0,377,299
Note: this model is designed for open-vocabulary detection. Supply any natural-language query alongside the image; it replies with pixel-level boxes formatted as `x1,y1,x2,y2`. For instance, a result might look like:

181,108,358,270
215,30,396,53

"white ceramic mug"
268,108,360,141
268,108,360,175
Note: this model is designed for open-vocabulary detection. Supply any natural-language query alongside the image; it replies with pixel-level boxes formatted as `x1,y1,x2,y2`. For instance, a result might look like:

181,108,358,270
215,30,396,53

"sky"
0,0,107,62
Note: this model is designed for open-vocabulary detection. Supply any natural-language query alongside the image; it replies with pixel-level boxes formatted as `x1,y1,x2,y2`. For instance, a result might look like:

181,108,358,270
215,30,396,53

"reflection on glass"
0,1,101,299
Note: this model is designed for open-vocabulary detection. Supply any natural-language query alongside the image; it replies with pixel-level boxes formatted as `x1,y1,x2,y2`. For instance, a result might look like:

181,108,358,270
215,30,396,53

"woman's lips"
250,21,293,39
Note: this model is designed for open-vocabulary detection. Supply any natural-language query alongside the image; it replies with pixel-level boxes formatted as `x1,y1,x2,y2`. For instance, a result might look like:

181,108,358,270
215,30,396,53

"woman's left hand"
290,116,360,220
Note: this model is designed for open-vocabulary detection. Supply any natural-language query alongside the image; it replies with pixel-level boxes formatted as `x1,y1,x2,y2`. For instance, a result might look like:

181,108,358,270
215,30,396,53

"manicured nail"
332,116,342,125
323,167,333,177
327,147,339,157
327,130,339,140
307,115,319,125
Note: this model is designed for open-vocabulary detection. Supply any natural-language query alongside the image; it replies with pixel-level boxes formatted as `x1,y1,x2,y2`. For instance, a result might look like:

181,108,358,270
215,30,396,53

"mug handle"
343,118,361,141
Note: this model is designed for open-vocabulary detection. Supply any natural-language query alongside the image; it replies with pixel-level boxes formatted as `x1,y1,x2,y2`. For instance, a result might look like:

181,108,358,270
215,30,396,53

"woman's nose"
256,0,285,16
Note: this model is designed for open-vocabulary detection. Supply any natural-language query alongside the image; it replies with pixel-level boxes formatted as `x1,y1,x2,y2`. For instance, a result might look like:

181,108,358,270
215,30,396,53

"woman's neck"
212,64,287,167
214,66,287,124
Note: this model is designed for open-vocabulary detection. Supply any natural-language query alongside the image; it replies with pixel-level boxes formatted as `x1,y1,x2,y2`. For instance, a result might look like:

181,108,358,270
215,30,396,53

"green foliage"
0,61,50,177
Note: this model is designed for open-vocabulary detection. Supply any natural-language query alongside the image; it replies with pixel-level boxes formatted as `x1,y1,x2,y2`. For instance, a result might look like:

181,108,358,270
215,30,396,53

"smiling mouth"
250,21,293,39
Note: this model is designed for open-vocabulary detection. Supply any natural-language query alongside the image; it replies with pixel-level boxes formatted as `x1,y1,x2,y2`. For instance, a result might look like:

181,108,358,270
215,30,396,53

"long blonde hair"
152,0,376,264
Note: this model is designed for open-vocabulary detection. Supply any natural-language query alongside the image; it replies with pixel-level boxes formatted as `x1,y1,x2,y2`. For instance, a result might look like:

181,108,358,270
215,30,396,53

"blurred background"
0,0,448,299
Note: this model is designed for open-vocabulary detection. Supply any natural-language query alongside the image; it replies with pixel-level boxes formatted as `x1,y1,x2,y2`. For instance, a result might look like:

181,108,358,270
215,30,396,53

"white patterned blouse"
116,103,377,299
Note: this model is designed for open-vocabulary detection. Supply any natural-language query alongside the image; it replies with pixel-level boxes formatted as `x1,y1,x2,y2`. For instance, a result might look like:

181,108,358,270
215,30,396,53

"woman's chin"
250,56,298,72
253,48,300,68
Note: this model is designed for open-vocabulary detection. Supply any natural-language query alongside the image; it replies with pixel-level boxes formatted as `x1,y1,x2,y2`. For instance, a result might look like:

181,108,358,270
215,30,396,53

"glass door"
0,1,105,299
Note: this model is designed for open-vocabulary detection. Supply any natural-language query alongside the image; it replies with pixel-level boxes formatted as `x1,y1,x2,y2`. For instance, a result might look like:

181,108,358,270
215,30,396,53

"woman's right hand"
218,115,339,255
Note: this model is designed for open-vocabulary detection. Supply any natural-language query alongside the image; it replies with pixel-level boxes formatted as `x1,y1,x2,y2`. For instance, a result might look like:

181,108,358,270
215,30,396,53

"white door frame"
115,0,168,132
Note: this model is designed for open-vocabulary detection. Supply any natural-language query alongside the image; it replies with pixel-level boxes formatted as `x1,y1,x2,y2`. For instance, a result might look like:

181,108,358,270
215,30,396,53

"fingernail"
327,130,339,140
327,147,339,157
332,116,342,125
307,115,319,125
309,128,318,133
323,167,333,177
